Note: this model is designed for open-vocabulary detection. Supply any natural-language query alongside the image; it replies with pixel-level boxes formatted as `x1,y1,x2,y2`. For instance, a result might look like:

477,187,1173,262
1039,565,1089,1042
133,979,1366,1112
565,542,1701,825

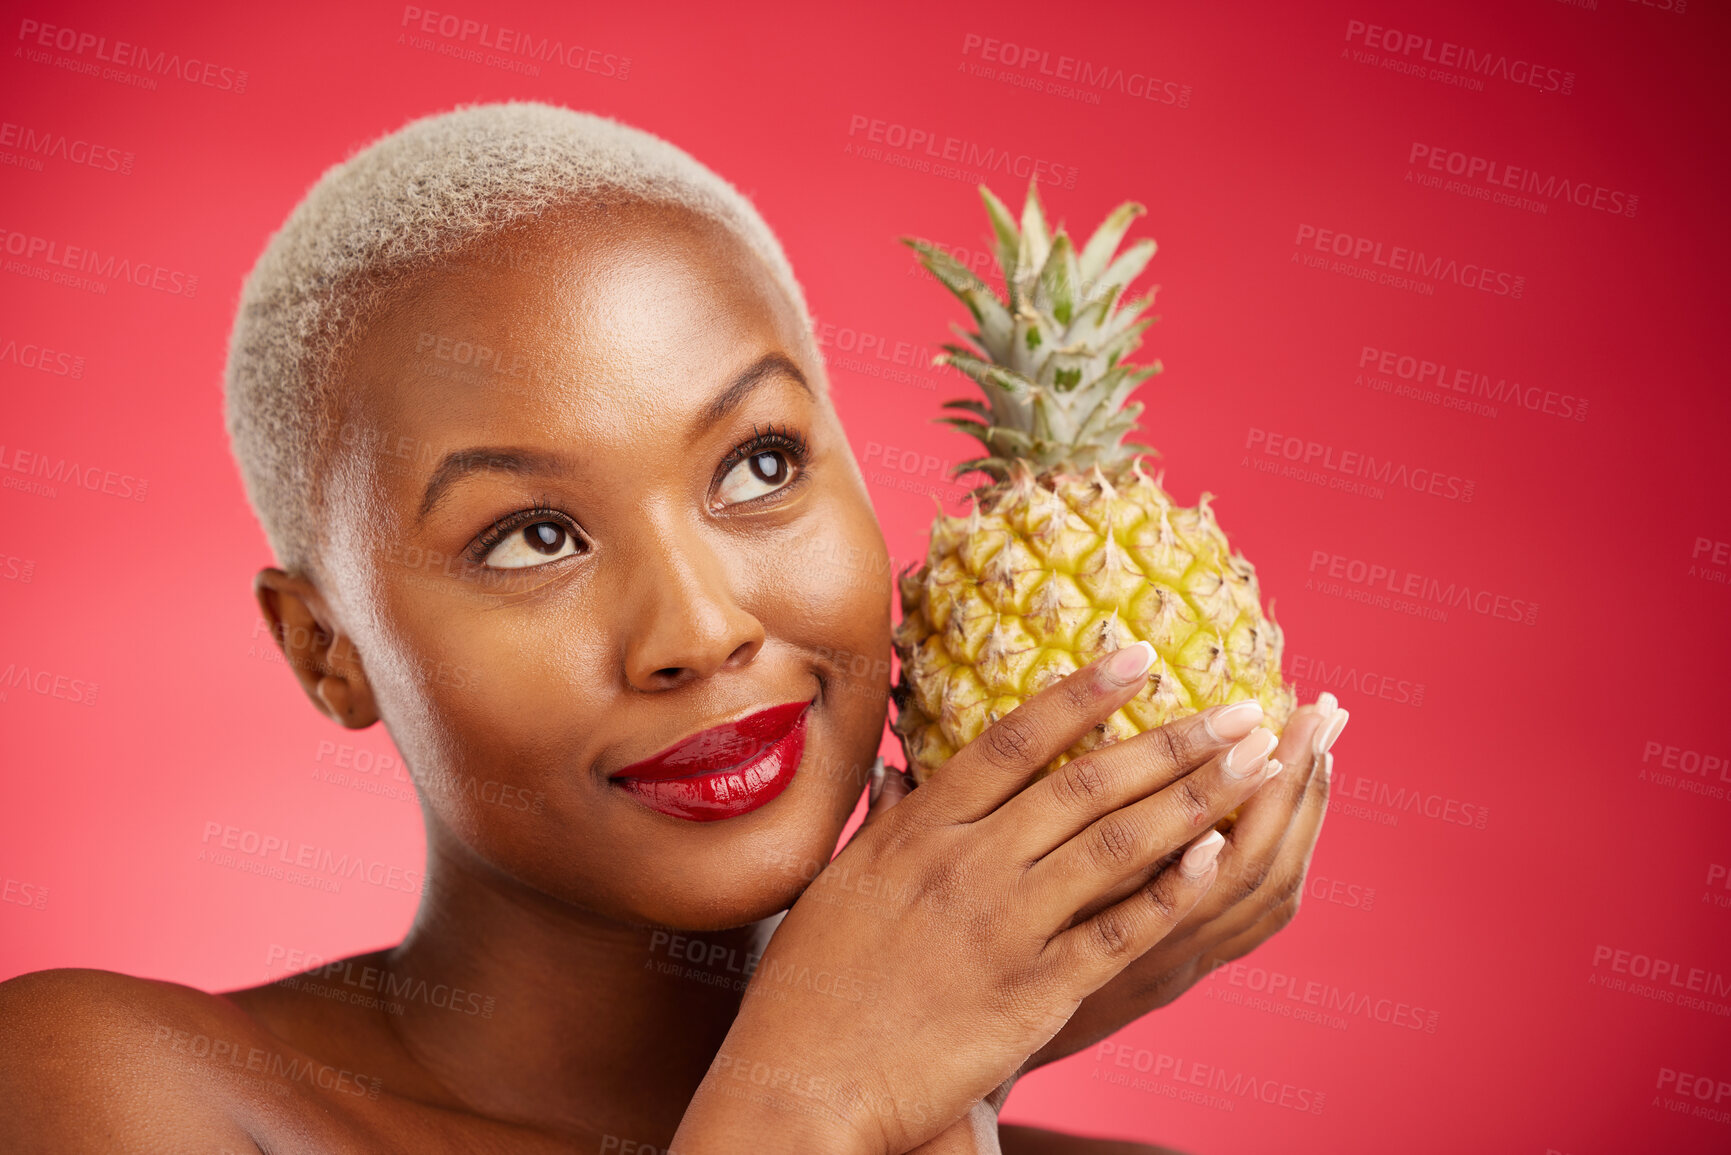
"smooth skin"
0,201,1336,1154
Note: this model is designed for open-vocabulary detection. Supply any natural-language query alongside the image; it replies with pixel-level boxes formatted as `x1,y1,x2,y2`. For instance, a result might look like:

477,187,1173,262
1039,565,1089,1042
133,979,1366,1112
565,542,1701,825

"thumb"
864,757,914,823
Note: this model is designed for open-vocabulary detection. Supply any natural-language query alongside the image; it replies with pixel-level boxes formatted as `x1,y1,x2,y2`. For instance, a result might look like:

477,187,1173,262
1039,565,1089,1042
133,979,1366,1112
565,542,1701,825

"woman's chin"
608,864,814,934
651,797,859,926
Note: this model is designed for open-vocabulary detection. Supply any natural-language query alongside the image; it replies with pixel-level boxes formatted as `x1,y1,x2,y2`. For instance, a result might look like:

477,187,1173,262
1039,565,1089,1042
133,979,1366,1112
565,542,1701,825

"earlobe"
253,567,380,730
315,674,372,728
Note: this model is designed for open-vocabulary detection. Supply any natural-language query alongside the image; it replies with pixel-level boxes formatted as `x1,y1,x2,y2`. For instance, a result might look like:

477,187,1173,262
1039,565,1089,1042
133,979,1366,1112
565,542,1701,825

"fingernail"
1263,758,1285,781
1319,751,1333,781
1104,640,1156,686
1223,727,1277,778
1202,700,1263,743
1315,691,1338,717
1181,830,1225,877
1314,708,1350,758
868,757,886,807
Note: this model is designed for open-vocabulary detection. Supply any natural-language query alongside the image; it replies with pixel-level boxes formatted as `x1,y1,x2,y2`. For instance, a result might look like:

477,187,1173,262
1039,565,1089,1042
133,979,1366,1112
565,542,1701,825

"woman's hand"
1019,695,1347,1071
673,641,1283,1155
879,698,1346,1154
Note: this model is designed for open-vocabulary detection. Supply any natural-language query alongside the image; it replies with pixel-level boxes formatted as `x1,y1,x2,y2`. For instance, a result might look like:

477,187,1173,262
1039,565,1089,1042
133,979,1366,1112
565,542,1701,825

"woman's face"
314,201,893,930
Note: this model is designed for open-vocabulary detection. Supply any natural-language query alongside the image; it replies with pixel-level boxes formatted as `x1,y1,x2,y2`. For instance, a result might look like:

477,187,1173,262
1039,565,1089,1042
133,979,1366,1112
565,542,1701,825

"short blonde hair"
224,101,813,575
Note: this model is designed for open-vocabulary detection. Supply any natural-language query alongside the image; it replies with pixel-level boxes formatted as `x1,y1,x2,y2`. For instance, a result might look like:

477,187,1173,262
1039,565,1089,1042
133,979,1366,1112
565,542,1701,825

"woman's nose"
619,528,766,692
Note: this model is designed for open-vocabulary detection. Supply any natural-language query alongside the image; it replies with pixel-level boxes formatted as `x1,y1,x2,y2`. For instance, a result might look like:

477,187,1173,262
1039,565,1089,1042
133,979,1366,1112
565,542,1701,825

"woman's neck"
381,826,779,1142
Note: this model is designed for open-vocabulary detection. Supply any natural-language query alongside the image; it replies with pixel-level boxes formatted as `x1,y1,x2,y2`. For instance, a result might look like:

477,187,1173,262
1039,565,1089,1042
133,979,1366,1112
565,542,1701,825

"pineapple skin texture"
891,460,1296,784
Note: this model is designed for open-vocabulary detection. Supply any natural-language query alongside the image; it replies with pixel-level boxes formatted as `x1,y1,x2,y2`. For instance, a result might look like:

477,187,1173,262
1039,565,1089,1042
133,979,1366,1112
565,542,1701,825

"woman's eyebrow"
698,352,811,427
417,447,569,522
414,357,809,521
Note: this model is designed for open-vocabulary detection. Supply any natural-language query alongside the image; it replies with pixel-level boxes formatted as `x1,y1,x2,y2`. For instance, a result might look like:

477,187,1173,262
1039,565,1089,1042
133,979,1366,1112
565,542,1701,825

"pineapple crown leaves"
902,180,1164,484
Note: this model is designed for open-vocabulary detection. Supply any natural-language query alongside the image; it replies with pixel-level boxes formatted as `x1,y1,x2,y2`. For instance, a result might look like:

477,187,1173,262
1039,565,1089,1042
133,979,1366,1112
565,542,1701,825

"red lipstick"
610,700,809,822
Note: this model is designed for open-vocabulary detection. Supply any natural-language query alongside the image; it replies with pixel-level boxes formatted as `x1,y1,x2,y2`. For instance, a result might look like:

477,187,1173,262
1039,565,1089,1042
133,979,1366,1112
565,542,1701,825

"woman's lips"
610,700,810,822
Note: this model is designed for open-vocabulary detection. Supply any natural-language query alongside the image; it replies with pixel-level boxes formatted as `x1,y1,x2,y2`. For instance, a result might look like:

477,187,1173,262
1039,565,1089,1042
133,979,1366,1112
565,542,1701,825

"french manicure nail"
1263,758,1285,781
1315,691,1338,717
1104,640,1156,686
1202,700,1264,743
1181,830,1225,877
1314,708,1350,758
1223,727,1277,778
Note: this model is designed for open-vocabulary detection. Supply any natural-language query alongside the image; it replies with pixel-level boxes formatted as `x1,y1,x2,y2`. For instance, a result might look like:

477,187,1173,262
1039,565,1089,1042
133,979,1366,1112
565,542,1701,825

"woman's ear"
253,568,380,729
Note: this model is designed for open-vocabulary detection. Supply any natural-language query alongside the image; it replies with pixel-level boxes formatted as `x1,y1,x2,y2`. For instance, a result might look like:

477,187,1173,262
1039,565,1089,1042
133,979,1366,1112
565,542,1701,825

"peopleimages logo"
1092,1041,1327,1114
1655,1067,1731,1128
0,660,100,707
1284,651,1425,708
1293,224,1525,299
199,821,429,897
1690,536,1730,588
1244,426,1476,503
1331,768,1490,831
15,18,249,93
1590,944,1731,1014
845,114,1079,190
0,227,198,298
0,444,149,502
959,33,1192,109
1357,345,1588,423
1343,19,1575,95
812,316,940,393
1408,143,1637,219
1307,549,1540,627
0,120,133,176
1206,960,1442,1033
0,332,85,378
397,6,631,79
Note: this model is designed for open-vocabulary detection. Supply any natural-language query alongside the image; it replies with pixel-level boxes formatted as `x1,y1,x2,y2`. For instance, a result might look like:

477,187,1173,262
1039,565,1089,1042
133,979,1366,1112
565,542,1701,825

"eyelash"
713,423,812,505
463,426,813,565
467,498,574,566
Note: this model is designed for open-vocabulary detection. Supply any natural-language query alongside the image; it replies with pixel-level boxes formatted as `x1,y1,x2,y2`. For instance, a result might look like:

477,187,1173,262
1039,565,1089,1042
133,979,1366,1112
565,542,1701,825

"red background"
3,1,1729,1151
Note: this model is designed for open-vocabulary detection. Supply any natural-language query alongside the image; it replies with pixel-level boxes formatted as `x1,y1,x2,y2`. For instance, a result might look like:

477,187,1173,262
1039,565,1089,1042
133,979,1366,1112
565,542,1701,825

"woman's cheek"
789,519,894,735
365,595,579,812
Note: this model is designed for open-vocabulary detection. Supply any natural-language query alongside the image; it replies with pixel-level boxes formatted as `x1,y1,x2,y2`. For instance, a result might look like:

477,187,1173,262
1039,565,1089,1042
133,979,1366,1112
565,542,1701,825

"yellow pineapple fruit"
892,182,1296,784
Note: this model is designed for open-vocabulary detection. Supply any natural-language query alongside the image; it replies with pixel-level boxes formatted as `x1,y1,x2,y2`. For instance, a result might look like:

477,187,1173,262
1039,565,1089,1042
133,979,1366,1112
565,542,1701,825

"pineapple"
891,181,1296,785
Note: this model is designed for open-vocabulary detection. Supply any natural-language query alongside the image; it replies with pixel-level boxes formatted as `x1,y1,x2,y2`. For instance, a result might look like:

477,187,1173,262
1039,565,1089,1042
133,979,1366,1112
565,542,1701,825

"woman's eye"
716,449,797,505
481,520,584,569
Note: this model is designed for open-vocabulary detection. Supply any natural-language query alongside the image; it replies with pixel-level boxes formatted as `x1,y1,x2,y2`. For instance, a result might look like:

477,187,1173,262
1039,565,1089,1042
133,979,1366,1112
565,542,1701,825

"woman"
0,102,1343,1153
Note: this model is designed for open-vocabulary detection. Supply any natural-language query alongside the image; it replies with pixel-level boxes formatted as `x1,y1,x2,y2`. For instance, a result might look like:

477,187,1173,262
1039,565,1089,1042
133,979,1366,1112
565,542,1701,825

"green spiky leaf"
935,416,994,447
1092,238,1157,302
903,239,1013,355
1034,234,1078,328
907,179,1165,476
1016,182,1052,290
979,185,1022,303
1077,201,1145,289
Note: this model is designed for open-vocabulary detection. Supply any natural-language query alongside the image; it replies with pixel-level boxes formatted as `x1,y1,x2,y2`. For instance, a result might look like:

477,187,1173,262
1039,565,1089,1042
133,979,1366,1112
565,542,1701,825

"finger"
1210,697,1336,910
840,760,916,857
1239,734,1338,918
1024,726,1285,927
987,699,1266,864
1207,890,1304,969
1202,749,1338,960
912,641,1161,826
868,760,914,820
1057,702,1303,930
1268,747,1332,896
1047,829,1225,994
1205,752,1334,962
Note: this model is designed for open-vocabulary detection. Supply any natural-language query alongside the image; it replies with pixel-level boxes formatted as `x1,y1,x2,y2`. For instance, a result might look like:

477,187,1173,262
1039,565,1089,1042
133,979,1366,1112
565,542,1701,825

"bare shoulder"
0,967,291,1150
999,1121,1190,1155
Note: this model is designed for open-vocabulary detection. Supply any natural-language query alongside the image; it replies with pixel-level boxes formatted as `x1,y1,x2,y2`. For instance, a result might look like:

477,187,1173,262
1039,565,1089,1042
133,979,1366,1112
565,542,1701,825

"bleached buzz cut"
224,100,815,576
